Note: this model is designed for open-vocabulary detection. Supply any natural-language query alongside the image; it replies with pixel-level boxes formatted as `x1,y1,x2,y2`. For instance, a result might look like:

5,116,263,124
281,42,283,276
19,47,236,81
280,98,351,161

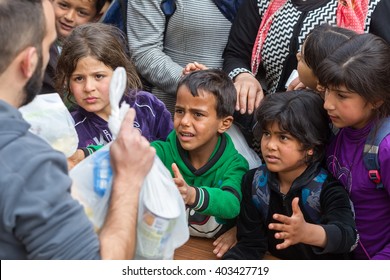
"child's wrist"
186,186,197,207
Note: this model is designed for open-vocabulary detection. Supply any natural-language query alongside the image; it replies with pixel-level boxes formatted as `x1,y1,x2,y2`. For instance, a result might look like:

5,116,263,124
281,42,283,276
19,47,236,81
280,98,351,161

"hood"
0,100,30,148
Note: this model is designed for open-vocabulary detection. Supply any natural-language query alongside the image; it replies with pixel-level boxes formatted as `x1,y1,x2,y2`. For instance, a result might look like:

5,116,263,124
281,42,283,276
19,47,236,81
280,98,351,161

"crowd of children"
1,0,390,260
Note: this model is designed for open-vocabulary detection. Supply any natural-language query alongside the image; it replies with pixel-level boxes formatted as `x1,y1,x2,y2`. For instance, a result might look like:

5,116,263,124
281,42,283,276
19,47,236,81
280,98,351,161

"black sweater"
223,163,358,260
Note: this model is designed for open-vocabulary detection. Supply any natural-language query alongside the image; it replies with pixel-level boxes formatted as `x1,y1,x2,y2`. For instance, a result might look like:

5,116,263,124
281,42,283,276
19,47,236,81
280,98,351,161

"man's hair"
0,0,45,74
317,33,390,118
177,69,237,119
256,90,331,165
55,22,141,97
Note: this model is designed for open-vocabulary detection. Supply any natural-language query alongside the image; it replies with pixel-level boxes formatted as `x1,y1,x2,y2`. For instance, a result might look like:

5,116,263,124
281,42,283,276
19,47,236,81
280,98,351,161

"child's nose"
265,138,277,150
180,113,191,126
84,78,95,92
64,9,76,22
323,90,335,110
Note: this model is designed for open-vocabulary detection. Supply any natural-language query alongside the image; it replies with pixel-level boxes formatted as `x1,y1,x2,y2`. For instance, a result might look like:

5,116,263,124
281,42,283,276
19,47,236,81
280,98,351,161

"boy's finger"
172,163,183,179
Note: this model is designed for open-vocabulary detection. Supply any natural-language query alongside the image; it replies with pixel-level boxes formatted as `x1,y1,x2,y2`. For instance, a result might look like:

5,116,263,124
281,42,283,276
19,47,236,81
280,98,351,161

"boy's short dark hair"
177,69,236,118
256,90,330,164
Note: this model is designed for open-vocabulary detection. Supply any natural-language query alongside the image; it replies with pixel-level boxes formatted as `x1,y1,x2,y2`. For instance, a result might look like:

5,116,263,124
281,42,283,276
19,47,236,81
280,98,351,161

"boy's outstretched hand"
268,197,327,250
172,163,196,205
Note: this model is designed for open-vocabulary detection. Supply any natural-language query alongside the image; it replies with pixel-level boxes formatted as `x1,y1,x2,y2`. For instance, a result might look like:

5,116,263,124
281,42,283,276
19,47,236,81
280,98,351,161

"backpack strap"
300,168,327,224
363,117,390,190
251,165,326,224
251,165,270,223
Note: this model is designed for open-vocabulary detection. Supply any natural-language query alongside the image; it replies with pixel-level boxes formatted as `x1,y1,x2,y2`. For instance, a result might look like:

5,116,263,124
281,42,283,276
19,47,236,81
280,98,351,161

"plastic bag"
135,156,188,260
19,93,78,157
70,67,188,259
70,144,112,230
226,123,262,169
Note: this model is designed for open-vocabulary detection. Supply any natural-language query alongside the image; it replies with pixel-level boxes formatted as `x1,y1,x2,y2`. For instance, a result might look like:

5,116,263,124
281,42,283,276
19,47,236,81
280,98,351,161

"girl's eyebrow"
328,88,355,94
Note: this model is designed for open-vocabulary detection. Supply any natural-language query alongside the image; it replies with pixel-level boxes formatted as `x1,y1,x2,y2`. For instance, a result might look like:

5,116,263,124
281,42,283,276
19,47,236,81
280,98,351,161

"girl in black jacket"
223,90,358,260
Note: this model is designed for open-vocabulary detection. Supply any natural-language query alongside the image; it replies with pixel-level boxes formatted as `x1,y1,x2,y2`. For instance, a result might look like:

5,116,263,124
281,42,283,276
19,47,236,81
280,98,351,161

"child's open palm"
268,197,309,250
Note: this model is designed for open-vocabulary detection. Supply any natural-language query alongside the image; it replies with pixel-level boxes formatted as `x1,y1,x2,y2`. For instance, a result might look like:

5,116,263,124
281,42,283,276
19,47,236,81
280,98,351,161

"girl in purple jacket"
56,23,173,156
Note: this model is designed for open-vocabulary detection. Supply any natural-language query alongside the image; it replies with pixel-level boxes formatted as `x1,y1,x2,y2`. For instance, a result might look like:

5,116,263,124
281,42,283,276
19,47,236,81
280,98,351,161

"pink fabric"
251,0,370,75
337,0,368,33
251,0,287,74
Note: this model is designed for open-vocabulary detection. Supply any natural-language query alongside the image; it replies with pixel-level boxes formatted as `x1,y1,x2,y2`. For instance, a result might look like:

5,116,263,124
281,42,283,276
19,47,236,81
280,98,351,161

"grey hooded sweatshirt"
0,100,100,259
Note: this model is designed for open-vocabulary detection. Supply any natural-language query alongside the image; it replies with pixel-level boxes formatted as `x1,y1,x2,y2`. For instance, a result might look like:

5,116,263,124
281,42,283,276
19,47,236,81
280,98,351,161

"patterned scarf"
337,0,368,33
251,0,369,75
213,0,245,22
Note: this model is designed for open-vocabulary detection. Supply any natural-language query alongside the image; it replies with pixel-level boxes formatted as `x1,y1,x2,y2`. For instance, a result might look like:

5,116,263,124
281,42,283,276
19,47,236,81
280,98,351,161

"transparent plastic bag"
226,123,262,169
70,67,188,259
19,93,78,157
70,144,112,230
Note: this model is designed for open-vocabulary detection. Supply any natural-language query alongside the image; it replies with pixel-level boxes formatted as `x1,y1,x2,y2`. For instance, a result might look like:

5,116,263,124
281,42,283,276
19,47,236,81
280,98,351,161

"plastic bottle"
93,151,112,197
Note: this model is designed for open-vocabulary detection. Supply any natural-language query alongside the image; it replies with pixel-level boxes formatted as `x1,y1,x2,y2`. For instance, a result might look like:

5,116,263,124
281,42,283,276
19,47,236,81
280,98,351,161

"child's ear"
372,100,384,110
218,116,233,134
307,149,314,156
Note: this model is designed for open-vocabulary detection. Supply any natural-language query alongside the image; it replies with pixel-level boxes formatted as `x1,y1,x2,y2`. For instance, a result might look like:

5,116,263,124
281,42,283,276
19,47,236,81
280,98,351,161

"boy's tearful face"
174,86,225,164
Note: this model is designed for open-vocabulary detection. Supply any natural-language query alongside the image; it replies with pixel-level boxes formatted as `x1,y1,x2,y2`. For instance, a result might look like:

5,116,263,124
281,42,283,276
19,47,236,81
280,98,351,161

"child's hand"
67,149,85,170
182,62,208,76
213,226,237,258
172,163,195,205
268,197,308,250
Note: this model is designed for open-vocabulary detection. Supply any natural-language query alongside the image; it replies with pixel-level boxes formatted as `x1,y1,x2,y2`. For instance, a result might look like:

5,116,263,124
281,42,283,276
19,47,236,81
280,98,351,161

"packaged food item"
19,93,78,157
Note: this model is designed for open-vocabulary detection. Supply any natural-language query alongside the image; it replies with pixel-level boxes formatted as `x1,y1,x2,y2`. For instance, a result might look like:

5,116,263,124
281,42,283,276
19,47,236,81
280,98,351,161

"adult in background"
127,0,243,115
223,0,390,149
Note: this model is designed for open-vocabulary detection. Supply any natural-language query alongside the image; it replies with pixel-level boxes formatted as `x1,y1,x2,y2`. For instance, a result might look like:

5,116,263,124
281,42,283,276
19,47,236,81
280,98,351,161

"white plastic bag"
227,124,262,169
19,93,78,157
135,156,188,260
70,67,189,259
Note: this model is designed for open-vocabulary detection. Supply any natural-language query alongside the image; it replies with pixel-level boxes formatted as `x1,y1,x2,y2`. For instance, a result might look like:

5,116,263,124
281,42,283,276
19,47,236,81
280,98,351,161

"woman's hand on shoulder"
234,72,263,115
182,62,208,76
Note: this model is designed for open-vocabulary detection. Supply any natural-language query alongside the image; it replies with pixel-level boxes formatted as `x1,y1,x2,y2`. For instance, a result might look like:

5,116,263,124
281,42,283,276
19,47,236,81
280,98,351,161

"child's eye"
174,109,183,115
194,112,204,118
73,76,83,82
337,93,347,99
95,74,104,80
58,2,68,9
280,134,290,141
262,131,271,137
78,10,90,17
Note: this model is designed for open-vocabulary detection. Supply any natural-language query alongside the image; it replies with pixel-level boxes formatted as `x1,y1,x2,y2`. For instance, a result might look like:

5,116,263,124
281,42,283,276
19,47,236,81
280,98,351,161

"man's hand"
110,108,155,192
